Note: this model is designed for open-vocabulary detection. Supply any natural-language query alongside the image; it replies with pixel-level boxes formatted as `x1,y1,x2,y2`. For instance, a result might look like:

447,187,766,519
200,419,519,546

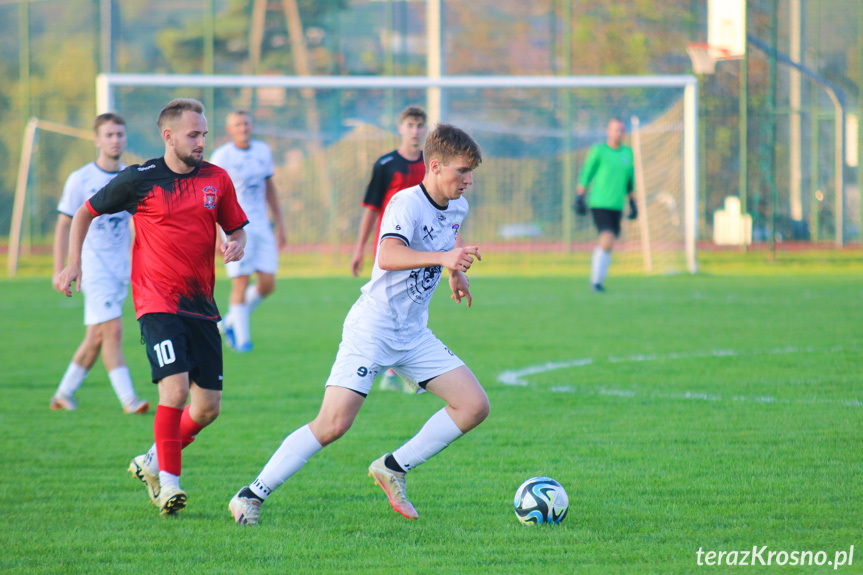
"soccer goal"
96,73,699,274
7,119,101,276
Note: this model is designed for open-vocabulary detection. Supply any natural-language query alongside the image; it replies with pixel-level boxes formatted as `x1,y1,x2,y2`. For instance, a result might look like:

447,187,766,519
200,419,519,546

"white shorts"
226,225,278,278
82,275,128,326
325,327,465,396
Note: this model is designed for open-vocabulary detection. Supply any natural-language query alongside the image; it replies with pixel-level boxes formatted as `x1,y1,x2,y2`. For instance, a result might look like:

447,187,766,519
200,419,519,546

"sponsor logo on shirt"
137,164,156,171
203,186,217,210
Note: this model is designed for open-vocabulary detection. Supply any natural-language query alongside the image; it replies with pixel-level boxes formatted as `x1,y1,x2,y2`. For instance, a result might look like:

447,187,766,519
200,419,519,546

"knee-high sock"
56,362,88,398
230,303,251,347
180,405,205,449
108,365,136,406
392,408,463,472
245,284,264,314
250,424,322,500
591,247,612,285
154,405,183,479
142,405,207,474
598,249,612,285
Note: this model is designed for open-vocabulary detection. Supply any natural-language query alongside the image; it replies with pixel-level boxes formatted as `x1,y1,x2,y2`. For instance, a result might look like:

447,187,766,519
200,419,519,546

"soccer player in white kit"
50,113,149,414
210,110,286,352
229,123,488,525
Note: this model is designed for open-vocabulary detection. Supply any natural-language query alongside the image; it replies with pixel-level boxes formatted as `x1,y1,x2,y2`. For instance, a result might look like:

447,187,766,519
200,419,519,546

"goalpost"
7,119,96,277
95,73,699,274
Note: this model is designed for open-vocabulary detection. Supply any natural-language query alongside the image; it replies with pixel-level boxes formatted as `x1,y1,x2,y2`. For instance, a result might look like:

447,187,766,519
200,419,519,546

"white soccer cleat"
159,484,187,516
50,395,77,411
229,488,262,526
128,455,161,506
123,398,150,415
368,454,418,520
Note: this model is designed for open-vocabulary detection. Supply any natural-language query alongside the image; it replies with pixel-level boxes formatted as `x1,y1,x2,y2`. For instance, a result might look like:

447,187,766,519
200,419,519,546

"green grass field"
2,265,862,574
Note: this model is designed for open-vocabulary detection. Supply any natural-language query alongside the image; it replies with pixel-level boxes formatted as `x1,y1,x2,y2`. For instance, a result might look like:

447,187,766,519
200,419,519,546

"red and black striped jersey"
86,157,248,321
362,150,425,252
362,150,425,212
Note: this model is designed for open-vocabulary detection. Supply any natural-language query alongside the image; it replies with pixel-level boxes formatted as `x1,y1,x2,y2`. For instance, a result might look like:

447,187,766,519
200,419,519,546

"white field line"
499,346,860,407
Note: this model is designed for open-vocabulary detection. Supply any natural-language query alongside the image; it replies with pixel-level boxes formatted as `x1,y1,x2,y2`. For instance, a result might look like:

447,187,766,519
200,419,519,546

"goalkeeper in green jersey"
574,117,637,292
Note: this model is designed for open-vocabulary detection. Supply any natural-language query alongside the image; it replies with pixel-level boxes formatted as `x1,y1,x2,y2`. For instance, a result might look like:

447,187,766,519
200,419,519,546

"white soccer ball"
513,476,569,525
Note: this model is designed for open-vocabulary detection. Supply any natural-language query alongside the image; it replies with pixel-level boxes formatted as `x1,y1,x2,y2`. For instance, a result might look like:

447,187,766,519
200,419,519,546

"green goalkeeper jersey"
578,143,634,210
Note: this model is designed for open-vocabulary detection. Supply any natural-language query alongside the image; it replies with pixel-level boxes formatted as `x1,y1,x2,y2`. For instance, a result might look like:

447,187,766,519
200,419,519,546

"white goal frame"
97,73,699,273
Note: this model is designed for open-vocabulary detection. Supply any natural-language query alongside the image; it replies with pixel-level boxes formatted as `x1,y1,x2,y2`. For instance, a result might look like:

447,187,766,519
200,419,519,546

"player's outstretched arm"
54,204,96,297
350,208,379,277
378,238,481,273
222,228,246,264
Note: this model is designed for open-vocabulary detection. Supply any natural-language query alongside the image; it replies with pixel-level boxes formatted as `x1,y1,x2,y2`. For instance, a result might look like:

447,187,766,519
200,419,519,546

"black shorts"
591,208,623,237
139,313,223,390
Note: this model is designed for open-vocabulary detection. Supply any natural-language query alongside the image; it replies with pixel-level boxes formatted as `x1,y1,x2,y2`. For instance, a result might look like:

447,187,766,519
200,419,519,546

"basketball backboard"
708,0,746,58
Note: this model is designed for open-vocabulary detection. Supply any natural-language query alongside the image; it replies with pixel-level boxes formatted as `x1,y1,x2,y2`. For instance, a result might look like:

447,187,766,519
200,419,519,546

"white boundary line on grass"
497,346,861,407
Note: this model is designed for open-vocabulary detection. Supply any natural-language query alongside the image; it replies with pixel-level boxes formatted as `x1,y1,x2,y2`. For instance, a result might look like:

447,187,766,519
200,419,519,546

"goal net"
91,74,698,275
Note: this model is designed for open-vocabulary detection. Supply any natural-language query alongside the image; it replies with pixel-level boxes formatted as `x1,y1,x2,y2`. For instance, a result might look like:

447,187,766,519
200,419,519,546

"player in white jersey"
229,123,487,525
210,110,285,352
50,113,148,414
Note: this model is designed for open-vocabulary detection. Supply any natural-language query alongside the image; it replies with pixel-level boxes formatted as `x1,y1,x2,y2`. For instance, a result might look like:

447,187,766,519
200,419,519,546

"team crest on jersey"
203,186,217,209
452,223,460,239
406,265,442,304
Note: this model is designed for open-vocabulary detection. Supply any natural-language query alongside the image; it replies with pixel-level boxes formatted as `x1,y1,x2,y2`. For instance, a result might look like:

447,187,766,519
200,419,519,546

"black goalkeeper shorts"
591,208,623,237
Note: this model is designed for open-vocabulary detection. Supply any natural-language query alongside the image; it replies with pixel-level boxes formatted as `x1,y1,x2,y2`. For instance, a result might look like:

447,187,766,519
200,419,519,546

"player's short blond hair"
399,106,427,124
424,123,482,170
94,113,125,133
226,109,251,123
157,98,205,130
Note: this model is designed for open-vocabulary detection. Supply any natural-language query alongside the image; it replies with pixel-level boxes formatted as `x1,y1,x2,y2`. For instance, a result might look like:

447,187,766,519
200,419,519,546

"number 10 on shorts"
154,339,176,367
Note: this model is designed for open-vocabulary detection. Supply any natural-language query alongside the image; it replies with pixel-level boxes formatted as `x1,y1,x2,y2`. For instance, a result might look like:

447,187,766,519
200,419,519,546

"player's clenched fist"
441,246,481,273
221,241,245,264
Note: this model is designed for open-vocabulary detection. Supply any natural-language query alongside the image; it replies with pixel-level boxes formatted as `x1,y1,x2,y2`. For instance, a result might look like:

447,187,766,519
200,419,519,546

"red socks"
154,405,183,476
155,405,209,476
180,404,205,449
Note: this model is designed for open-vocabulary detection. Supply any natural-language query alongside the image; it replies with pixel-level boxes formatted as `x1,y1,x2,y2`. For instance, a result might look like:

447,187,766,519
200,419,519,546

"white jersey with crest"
57,162,130,280
209,140,274,231
346,183,468,345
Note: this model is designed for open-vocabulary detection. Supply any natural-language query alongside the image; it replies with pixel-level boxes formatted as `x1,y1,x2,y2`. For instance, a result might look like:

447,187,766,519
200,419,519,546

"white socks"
590,247,612,286
57,363,137,405
245,284,263,314
393,408,464,472
251,424,323,500
108,365,137,406
228,303,251,347
159,471,180,489
225,285,265,347
246,410,464,501
56,362,88,398
143,445,159,475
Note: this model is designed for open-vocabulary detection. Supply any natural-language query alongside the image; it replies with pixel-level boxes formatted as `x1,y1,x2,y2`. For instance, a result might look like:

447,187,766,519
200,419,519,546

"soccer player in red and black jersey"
55,98,248,517
349,105,427,277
